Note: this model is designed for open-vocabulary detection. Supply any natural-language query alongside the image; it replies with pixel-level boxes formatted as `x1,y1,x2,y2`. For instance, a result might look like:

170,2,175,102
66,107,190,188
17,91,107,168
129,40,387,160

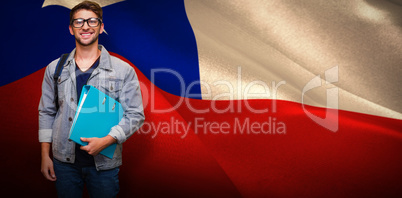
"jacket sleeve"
108,66,145,144
38,61,58,142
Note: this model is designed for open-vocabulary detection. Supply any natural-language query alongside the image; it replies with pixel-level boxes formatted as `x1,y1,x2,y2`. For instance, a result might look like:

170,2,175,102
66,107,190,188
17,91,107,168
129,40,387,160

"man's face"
69,9,104,47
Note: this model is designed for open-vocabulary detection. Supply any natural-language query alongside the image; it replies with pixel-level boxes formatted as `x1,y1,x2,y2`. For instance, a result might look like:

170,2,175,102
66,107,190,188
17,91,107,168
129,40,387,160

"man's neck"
74,42,101,71
75,42,100,61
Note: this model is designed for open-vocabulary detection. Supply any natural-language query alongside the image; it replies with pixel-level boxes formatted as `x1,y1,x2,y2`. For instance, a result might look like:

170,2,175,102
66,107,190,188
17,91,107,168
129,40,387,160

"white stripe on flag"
184,0,402,119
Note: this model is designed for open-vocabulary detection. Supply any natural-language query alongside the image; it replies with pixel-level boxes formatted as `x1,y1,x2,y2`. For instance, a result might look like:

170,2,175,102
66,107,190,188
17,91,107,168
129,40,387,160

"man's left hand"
80,135,117,156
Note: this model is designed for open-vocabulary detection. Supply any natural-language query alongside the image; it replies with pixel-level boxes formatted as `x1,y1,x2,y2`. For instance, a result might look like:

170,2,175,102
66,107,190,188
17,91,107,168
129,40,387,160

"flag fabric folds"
0,0,401,197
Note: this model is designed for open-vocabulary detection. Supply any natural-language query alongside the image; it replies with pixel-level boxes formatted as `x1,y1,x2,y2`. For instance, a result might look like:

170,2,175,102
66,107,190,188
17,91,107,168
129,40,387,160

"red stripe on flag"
0,53,400,197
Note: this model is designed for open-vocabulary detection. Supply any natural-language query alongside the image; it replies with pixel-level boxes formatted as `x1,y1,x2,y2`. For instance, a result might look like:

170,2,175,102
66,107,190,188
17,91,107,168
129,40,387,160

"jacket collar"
64,45,112,71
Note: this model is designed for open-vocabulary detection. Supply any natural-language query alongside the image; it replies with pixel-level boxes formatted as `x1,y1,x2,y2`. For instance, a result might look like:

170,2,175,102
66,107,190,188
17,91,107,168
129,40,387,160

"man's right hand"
40,142,56,181
41,155,56,181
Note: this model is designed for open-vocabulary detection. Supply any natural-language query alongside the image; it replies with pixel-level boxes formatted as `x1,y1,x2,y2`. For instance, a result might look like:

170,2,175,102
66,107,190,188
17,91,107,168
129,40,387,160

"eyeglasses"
71,18,102,28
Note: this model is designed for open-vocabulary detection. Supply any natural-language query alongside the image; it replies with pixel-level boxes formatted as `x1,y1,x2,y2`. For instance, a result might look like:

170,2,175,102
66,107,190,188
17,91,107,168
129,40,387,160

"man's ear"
100,23,104,34
69,25,74,35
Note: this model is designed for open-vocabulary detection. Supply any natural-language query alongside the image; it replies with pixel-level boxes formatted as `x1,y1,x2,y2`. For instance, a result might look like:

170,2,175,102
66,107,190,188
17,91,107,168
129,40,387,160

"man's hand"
41,155,56,181
80,135,117,156
41,142,56,181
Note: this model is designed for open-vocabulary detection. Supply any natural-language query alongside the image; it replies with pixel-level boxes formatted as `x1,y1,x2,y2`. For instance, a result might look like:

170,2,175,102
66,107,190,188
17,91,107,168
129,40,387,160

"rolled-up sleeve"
108,65,145,144
38,61,58,142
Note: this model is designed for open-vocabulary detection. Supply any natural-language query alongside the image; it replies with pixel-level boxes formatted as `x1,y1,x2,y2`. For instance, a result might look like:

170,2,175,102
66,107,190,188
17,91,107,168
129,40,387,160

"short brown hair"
70,1,103,23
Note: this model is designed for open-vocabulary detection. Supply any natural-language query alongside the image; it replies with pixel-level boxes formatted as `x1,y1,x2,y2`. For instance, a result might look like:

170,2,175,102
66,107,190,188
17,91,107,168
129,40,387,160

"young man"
38,1,145,197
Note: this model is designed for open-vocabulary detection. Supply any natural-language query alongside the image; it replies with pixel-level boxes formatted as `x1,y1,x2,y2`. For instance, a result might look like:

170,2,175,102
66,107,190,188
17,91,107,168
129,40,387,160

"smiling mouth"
80,32,93,38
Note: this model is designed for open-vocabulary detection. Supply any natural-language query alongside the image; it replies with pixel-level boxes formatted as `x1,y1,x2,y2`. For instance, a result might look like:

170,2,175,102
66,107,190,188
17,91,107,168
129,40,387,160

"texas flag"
0,0,401,197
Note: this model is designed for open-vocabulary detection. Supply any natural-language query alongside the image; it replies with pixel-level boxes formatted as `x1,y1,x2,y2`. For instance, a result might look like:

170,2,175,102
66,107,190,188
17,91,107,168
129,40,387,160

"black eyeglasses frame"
70,18,102,28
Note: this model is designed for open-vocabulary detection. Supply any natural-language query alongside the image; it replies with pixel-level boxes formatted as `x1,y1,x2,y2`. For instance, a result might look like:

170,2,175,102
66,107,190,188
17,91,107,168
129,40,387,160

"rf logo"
302,66,339,132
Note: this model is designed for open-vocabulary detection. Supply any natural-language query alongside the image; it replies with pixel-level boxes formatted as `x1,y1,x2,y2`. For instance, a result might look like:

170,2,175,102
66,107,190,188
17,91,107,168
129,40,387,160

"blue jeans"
53,159,119,198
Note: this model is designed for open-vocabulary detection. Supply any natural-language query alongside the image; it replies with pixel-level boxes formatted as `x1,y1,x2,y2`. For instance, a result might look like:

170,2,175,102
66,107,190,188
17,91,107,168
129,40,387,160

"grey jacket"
39,45,145,170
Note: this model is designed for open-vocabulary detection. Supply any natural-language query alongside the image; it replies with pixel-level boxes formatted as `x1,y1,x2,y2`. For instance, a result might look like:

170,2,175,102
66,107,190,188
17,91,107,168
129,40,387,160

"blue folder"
68,85,124,159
